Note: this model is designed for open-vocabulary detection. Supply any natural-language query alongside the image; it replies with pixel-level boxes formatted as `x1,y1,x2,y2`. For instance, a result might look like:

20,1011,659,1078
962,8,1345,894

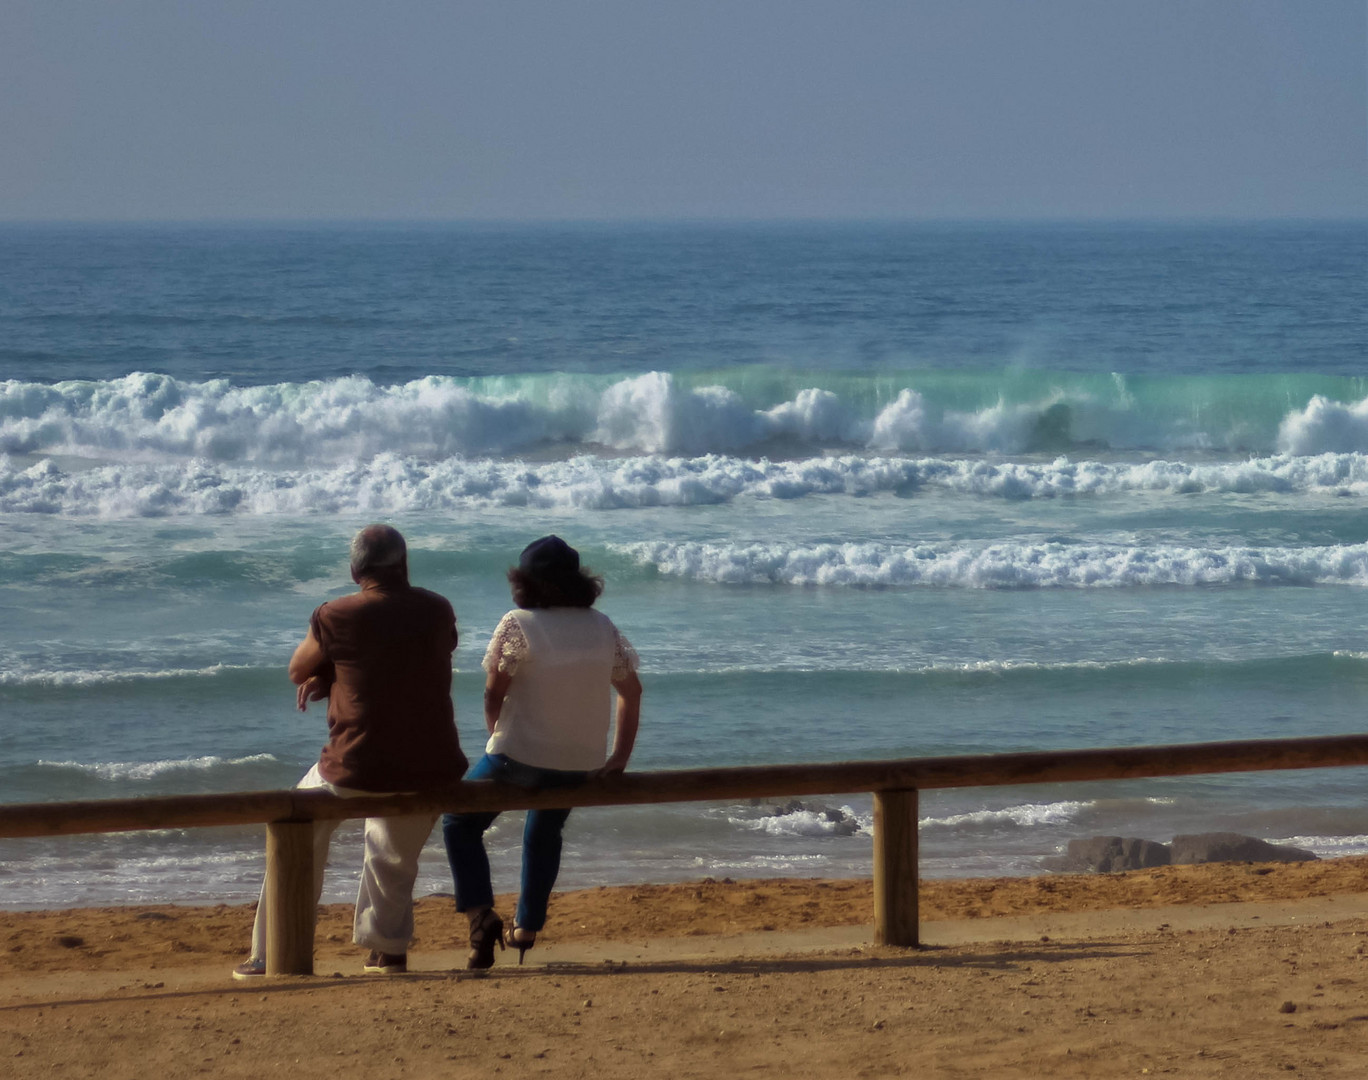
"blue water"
1,221,1366,909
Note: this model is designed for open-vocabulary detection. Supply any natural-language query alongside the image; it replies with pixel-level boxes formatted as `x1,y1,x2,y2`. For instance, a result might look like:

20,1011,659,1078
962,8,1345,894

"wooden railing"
4,733,1368,975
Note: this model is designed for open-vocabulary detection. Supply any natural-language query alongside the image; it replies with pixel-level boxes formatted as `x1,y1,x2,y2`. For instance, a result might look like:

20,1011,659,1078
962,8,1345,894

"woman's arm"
596,671,642,777
483,668,513,735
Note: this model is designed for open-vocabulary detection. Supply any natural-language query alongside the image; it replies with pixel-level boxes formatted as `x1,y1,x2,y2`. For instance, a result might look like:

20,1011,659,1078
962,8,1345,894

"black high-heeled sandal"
466,908,505,970
504,925,536,965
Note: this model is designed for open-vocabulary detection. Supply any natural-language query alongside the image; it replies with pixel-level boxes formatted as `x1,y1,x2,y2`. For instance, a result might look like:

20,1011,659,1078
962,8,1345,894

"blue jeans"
441,753,588,933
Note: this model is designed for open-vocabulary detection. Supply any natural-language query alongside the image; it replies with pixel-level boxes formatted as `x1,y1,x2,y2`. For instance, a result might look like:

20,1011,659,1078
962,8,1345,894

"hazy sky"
2,1,1364,221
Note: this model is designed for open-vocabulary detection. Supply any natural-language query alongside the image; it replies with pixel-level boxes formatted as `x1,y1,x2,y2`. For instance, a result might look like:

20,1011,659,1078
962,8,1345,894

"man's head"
350,524,408,587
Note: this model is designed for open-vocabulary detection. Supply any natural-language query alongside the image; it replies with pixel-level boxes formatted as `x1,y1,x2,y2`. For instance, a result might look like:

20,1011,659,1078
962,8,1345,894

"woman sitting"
443,535,643,968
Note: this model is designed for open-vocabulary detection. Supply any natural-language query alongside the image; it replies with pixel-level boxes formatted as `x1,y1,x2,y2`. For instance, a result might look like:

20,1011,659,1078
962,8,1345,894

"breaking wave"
613,539,1368,589
920,801,1094,834
722,799,871,839
5,369,1368,467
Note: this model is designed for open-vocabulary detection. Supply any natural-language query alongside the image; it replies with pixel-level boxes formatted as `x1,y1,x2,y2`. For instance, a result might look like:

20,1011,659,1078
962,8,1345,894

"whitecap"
34,753,280,781
612,538,1368,589
920,800,1092,832
0,663,257,686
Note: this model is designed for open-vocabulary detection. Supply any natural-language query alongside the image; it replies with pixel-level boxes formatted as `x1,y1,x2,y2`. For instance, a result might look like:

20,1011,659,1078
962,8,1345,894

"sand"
6,857,1368,1077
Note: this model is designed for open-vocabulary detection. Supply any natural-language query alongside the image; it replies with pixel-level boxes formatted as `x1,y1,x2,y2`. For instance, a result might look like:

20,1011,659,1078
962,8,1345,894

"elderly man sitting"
233,524,466,978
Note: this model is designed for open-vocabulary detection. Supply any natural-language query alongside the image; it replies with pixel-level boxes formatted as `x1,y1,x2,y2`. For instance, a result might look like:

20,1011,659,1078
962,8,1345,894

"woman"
443,535,643,968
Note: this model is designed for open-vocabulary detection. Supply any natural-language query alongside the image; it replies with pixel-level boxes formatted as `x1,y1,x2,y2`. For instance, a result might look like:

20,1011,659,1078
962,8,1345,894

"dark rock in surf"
1057,836,1172,873
1169,832,1317,865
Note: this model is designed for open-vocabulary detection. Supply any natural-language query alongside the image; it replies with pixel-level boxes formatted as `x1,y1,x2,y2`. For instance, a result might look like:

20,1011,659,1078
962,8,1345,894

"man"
233,524,466,979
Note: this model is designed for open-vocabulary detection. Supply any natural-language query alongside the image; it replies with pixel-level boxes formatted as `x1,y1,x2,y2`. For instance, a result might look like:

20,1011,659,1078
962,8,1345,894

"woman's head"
508,535,603,609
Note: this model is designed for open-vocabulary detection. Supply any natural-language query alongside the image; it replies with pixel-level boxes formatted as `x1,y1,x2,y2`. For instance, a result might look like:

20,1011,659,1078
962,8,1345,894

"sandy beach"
6,857,1368,1077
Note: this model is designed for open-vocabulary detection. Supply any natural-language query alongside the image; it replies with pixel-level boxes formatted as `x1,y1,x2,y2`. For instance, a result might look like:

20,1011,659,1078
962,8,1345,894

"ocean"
1,220,1366,910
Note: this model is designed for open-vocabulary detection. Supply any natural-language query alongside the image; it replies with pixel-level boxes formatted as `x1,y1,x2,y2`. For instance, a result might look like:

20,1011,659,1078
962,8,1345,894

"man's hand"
296,675,331,712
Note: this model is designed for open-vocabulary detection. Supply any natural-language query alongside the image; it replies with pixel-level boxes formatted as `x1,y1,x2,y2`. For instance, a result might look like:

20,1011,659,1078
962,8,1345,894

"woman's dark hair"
509,535,604,609
508,566,603,609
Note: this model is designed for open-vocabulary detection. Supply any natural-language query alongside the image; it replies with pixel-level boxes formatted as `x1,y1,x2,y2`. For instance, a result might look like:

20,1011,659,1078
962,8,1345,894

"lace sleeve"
611,626,640,682
482,614,529,676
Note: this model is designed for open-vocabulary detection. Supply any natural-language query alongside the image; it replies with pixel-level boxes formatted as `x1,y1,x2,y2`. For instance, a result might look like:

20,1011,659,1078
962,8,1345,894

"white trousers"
249,763,438,961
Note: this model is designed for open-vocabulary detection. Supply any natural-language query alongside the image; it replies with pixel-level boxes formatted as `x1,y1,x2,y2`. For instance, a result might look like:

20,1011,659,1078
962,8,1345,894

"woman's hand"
590,757,629,780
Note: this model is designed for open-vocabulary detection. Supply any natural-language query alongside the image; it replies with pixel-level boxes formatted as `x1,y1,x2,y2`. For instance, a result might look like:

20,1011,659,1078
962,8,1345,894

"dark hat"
518,535,580,577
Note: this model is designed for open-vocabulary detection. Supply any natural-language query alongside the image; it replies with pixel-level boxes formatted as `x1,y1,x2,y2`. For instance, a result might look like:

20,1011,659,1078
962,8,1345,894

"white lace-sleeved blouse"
481,607,639,771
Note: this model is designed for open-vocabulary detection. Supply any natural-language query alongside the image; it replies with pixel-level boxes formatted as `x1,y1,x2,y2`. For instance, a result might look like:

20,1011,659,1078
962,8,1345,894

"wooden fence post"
873,787,919,947
264,821,315,976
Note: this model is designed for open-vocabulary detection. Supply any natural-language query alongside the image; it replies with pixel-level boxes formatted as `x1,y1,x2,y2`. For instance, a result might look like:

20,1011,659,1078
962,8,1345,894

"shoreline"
5,855,1368,975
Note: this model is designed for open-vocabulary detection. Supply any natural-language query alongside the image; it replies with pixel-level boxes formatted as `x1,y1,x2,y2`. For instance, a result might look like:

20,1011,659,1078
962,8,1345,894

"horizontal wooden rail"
7,732,1368,970
4,733,1368,840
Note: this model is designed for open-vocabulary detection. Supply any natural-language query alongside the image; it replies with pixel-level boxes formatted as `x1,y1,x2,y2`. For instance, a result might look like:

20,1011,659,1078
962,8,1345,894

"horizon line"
1,214,1365,229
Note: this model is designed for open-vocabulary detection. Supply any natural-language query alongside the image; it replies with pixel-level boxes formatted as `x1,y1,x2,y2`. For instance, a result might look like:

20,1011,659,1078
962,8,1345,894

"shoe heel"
466,909,505,971
504,926,535,965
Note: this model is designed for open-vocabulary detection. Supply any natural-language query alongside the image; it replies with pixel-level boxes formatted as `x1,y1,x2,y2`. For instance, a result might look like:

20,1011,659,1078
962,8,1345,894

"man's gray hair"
350,524,407,579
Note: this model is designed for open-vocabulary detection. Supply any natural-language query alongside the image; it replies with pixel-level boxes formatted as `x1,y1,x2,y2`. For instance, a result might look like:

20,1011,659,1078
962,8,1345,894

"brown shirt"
311,583,466,791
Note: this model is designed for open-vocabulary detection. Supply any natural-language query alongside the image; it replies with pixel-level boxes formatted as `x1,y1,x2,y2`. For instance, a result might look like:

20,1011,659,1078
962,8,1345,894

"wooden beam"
873,788,919,947
3,733,1368,839
264,821,315,977
0,791,296,839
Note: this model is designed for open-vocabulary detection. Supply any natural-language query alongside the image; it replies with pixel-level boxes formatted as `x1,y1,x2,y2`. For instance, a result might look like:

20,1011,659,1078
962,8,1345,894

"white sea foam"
613,538,1368,589
1279,835,1368,857
869,389,1074,453
0,663,257,686
595,373,767,453
920,801,1093,833
1279,396,1368,455
34,754,279,781
5,448,1368,517
935,657,1181,674
680,656,1188,676
8,372,1368,467
726,802,871,839
0,372,574,464
687,853,833,874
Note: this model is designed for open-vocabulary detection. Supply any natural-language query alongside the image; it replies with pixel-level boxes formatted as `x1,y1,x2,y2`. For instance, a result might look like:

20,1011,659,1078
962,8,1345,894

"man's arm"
595,671,642,778
289,626,327,684
289,626,332,711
